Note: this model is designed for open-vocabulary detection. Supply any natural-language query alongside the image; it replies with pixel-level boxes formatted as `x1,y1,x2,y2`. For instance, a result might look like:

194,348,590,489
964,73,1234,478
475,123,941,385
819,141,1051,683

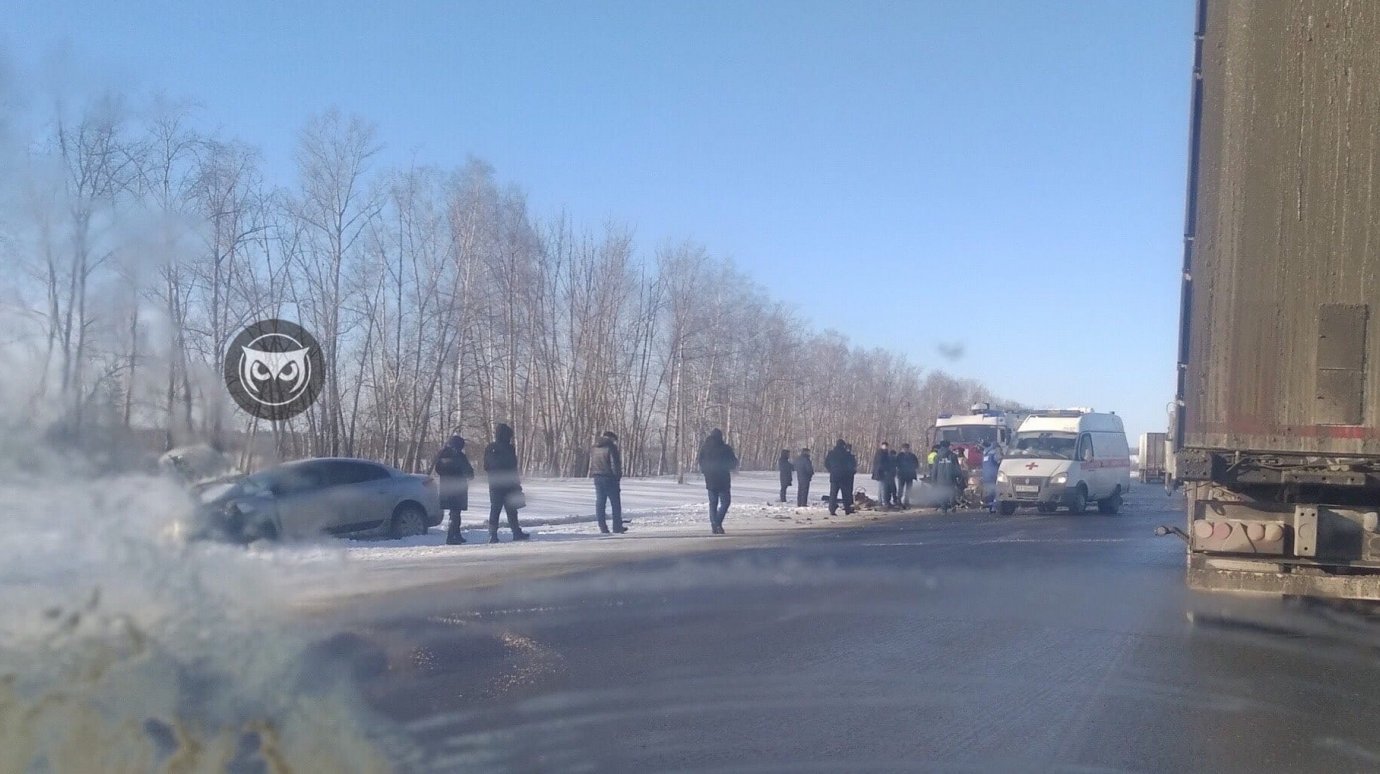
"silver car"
199,457,440,542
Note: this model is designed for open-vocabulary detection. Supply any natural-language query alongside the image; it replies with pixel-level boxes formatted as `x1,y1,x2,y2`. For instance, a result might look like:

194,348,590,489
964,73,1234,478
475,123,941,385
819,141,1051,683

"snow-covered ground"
266,471,918,608
346,470,889,559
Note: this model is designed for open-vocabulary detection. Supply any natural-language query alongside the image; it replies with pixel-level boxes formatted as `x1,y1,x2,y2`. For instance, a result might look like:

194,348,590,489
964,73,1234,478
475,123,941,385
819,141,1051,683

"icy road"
288,477,1380,773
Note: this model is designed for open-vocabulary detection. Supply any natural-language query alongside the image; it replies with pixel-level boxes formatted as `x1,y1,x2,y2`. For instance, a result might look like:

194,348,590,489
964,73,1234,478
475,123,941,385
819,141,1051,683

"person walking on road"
433,431,475,544
824,439,858,516
777,449,794,503
483,423,530,543
895,443,920,508
697,428,738,534
872,442,897,508
794,448,815,507
589,431,626,534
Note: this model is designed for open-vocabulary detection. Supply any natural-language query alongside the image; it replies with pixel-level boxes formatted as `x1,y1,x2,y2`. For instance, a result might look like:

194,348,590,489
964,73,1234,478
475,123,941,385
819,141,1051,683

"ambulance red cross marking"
1025,462,1039,470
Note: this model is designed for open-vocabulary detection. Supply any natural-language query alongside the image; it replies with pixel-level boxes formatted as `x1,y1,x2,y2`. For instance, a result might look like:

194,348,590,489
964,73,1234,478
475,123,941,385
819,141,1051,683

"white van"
995,411,1131,515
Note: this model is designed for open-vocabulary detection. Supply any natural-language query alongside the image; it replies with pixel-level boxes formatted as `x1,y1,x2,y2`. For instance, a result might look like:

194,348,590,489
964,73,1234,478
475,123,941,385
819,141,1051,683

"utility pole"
674,341,685,485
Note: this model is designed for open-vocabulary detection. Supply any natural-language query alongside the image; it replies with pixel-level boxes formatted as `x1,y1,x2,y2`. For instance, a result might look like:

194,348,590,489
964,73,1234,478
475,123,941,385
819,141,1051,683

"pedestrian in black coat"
871,442,898,507
696,428,738,534
433,433,475,544
483,423,529,542
794,448,815,507
895,443,921,508
824,439,858,516
589,431,626,534
777,449,793,503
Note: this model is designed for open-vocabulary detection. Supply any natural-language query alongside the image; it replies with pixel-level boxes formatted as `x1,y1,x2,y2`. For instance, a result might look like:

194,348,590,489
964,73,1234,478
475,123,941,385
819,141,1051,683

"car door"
306,460,389,534
332,460,395,532
1075,432,1100,497
268,463,333,538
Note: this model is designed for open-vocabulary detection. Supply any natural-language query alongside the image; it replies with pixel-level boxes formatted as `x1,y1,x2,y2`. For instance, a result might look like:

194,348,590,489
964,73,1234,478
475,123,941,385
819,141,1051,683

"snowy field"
344,471,892,559
262,471,917,608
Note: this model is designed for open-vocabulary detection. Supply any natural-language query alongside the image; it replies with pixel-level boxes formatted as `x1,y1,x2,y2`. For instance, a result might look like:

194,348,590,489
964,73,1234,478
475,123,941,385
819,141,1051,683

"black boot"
613,524,628,533
489,532,500,544
512,530,531,542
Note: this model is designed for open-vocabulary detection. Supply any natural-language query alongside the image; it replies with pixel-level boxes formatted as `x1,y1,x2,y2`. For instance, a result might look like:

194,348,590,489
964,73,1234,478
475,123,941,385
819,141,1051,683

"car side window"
320,460,390,486
272,465,322,496
1079,434,1095,462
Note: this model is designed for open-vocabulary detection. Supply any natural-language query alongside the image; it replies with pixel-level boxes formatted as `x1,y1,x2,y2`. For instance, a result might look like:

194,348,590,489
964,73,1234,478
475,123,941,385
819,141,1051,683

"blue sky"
6,0,1193,439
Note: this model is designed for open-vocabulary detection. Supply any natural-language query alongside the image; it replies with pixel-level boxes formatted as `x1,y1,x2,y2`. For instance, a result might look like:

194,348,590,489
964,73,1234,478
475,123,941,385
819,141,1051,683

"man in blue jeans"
588,431,626,533
696,428,739,534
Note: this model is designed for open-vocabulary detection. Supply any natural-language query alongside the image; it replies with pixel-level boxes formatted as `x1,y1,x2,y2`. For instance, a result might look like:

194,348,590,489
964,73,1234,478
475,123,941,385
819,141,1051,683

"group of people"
432,425,1008,545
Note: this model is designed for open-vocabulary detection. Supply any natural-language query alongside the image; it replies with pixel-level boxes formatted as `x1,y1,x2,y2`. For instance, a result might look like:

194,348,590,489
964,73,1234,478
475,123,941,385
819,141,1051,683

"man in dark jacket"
895,443,921,508
696,428,738,534
931,440,965,513
483,423,529,542
824,439,857,516
589,431,626,534
794,448,815,507
433,432,476,544
871,442,897,508
777,449,793,503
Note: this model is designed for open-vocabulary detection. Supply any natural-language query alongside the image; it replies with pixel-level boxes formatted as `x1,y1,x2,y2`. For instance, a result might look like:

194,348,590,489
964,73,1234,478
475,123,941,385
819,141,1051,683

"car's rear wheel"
390,503,428,539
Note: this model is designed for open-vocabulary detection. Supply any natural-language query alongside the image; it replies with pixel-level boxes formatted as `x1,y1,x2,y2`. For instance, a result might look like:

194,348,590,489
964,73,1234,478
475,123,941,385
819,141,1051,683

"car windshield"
936,426,1000,445
1008,432,1078,460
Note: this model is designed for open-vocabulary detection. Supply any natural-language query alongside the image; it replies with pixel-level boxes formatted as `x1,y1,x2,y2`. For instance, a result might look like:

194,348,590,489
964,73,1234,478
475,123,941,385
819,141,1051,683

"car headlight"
1051,473,1068,485
997,471,1009,484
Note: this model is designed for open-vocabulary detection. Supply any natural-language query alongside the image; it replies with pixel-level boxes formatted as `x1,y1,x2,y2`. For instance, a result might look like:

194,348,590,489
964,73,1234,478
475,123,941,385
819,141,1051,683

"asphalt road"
326,486,1380,773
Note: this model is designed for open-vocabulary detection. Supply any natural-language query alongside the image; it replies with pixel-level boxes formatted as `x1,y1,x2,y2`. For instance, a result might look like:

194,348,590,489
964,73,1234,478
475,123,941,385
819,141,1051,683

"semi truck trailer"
1138,432,1168,484
1175,0,1380,599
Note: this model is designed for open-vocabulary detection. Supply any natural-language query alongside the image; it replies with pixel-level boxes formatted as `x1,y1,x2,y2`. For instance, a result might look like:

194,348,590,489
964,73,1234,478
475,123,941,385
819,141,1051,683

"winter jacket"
824,442,857,480
932,451,965,489
433,436,475,510
794,453,815,481
777,454,793,485
484,423,521,490
870,448,896,481
981,447,1001,483
895,451,921,481
696,429,738,491
589,436,623,478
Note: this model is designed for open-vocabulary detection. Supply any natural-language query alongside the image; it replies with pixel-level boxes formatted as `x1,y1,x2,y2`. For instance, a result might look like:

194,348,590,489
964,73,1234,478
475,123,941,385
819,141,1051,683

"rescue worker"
697,429,738,534
483,423,530,542
589,431,626,533
871,442,897,508
896,443,920,508
931,440,965,513
777,449,793,503
824,439,858,515
981,440,1002,513
433,431,475,545
794,448,815,507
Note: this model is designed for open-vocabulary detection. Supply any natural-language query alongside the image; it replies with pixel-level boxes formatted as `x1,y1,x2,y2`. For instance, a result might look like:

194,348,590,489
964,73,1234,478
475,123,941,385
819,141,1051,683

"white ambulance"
995,410,1131,515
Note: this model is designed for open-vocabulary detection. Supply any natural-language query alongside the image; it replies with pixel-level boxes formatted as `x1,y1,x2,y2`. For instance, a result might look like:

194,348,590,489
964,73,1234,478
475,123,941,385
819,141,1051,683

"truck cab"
995,411,1131,516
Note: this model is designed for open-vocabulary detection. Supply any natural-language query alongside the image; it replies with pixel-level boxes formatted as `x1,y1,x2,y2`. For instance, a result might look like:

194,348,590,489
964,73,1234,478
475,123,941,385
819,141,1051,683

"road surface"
316,485,1380,772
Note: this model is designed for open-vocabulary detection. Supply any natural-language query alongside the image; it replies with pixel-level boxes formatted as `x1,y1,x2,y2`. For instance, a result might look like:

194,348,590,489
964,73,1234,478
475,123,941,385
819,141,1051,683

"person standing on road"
777,449,794,503
697,428,738,534
824,439,857,516
433,431,475,545
980,440,1002,513
484,423,530,543
794,448,815,508
895,443,920,508
931,440,965,513
589,431,626,534
871,442,897,508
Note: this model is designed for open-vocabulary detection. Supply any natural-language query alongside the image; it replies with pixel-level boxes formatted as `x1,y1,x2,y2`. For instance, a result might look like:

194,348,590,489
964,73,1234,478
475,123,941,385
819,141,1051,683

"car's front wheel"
998,502,1018,516
390,503,428,539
